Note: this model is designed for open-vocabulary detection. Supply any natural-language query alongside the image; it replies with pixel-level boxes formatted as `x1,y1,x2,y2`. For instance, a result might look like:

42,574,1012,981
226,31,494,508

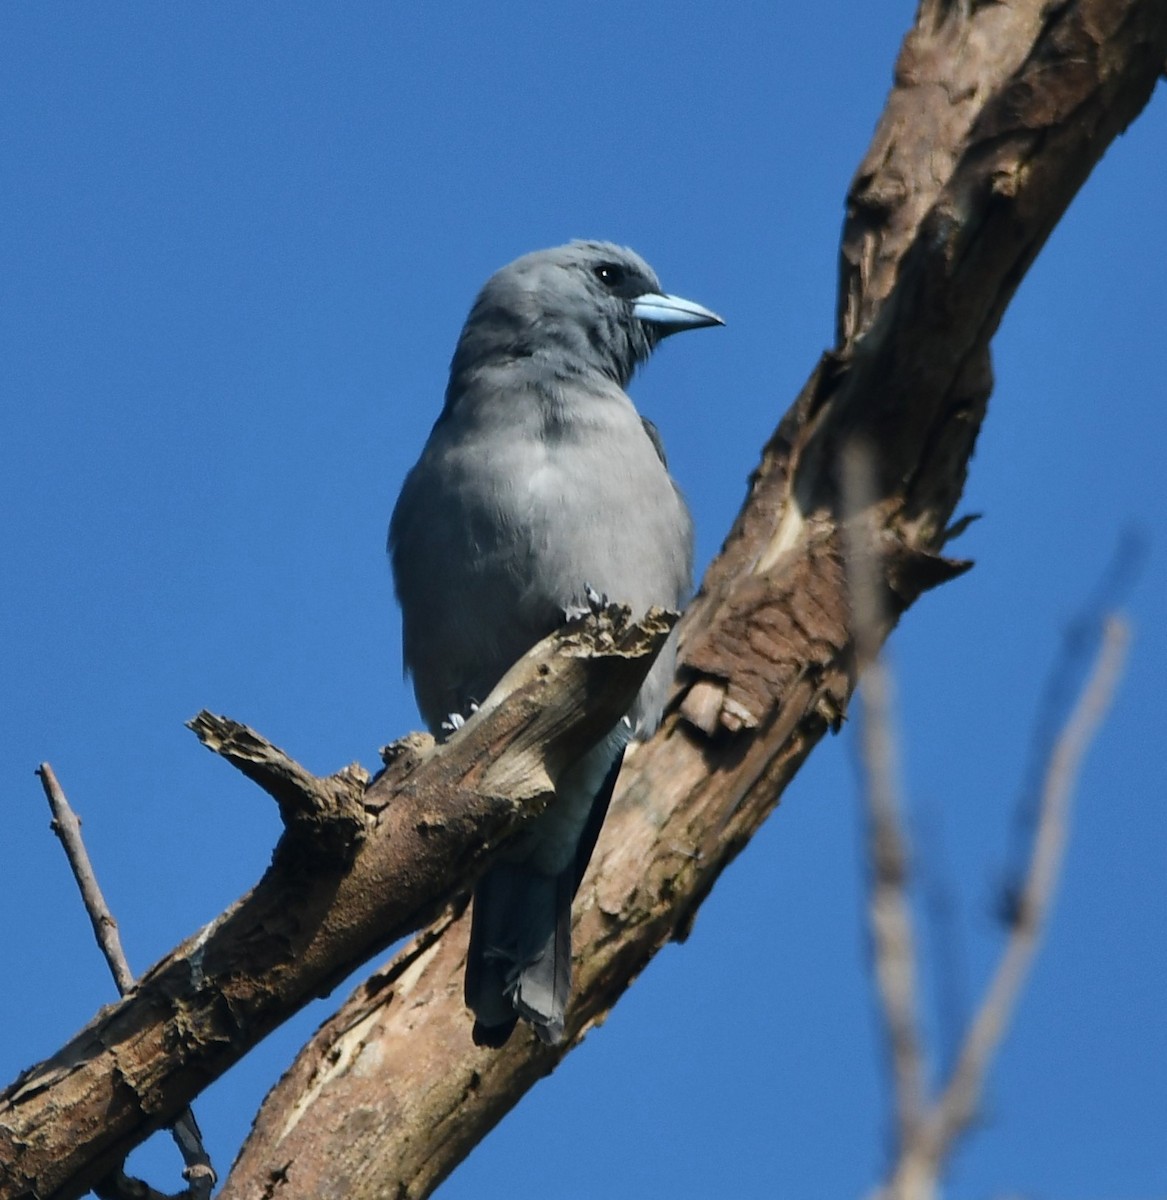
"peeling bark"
217,3,1167,1198
0,608,675,1200
1,2,1164,1198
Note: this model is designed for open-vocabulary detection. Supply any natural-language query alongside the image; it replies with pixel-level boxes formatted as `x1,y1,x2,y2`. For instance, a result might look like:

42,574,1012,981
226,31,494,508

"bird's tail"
465,745,626,1047
465,863,573,1046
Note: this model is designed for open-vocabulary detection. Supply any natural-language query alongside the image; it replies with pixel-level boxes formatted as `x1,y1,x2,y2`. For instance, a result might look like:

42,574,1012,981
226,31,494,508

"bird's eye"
593,263,626,288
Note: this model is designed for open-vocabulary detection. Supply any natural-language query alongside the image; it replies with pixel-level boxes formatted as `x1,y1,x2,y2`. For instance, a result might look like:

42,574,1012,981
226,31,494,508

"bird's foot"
563,582,609,623
440,701,480,737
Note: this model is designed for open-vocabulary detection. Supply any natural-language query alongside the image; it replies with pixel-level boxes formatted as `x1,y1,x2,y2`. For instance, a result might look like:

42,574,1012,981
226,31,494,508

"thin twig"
913,803,970,1080
929,615,1129,1153
842,442,929,1151
843,434,1132,1199
37,762,136,995
879,616,1129,1199
36,763,217,1200
1002,529,1145,907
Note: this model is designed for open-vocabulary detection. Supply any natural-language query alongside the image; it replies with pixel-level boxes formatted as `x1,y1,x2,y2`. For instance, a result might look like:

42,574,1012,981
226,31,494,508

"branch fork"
2,605,675,1200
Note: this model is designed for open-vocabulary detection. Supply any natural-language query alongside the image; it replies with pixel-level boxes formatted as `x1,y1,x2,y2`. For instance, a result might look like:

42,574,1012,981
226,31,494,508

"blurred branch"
1004,527,1147,890
215,4,1165,1197
843,442,928,1149
929,616,1129,1157
36,763,216,1200
3,3,1164,1199
914,802,969,1080
872,617,1129,1200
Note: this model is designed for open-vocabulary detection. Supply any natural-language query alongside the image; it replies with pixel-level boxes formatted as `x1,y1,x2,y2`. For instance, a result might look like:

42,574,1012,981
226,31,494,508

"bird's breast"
394,381,691,731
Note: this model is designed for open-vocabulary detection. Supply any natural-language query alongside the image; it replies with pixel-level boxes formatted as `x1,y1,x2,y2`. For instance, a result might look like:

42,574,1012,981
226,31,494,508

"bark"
0,608,675,1200
1,2,1163,1198
219,3,1167,1198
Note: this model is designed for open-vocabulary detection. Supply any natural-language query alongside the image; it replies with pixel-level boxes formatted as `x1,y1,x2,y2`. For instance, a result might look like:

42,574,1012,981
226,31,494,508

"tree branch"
2,3,1163,1198
37,763,136,996
185,714,370,864
842,444,928,1151
36,764,216,1200
878,615,1129,1200
930,616,1130,1163
211,5,1167,1198
0,606,674,1200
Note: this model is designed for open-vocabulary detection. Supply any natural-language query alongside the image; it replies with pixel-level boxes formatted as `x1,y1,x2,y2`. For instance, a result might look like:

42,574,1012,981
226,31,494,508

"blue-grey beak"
632,291,724,333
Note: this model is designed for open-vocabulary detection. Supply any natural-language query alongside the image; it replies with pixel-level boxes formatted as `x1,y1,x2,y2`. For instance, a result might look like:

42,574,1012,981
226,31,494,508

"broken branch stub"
0,605,675,1200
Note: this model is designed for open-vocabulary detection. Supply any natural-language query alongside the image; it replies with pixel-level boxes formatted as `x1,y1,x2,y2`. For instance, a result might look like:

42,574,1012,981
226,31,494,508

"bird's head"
448,241,723,390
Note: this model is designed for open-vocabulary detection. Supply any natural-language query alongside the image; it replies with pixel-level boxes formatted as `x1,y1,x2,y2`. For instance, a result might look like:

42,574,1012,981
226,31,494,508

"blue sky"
2,4,1164,1197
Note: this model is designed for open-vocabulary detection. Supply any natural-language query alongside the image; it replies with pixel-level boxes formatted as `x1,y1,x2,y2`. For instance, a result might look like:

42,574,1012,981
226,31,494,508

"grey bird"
389,240,722,1045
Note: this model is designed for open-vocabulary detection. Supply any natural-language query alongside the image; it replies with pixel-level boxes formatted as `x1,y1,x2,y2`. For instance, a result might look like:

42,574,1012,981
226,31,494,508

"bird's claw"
562,583,609,624
584,583,608,613
440,701,479,737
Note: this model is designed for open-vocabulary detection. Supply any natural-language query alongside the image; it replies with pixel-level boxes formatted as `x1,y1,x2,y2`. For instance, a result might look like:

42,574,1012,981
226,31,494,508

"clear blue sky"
3,5,1164,1197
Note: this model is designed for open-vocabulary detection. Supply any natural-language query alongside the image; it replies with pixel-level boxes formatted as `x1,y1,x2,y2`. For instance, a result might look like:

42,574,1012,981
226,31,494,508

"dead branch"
0,607,673,1200
845,449,1132,1198
2,3,1163,1198
933,620,1129,1146
842,445,928,1150
876,616,1129,1200
36,764,216,1200
38,763,136,997
211,5,1167,1199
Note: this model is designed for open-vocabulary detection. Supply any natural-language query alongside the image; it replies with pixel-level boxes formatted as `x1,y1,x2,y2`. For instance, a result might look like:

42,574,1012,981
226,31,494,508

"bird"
389,240,722,1045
